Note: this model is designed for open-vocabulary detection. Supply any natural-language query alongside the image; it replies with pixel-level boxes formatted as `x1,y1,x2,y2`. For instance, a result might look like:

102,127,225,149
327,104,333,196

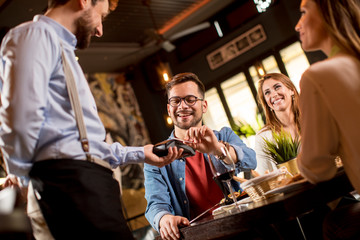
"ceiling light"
162,40,176,52
253,0,272,13
163,73,169,82
214,21,223,38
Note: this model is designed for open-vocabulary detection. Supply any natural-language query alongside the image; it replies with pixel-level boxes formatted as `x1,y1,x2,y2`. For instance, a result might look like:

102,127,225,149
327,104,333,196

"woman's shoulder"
304,54,359,78
256,127,272,137
255,128,273,149
302,54,360,90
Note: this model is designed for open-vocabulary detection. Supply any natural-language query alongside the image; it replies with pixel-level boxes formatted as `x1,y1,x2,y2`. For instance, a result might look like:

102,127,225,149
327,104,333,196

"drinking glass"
208,147,240,209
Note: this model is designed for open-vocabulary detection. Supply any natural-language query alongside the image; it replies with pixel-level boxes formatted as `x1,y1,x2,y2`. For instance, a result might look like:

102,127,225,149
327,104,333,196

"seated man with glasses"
168,95,204,107
144,72,256,240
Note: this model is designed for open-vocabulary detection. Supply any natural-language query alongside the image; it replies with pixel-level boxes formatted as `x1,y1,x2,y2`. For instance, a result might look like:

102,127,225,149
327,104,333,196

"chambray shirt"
0,15,144,184
144,127,256,232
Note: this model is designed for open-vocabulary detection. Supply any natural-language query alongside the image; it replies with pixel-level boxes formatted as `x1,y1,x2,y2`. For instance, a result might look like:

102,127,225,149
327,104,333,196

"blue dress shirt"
144,127,256,232
0,15,144,184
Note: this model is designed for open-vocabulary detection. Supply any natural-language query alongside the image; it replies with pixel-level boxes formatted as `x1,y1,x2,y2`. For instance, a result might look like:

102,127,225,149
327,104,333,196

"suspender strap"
60,44,92,162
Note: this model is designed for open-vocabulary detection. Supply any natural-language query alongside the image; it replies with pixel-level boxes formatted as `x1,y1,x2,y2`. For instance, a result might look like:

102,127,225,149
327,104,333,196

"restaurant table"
155,168,355,240
0,208,32,239
0,186,33,239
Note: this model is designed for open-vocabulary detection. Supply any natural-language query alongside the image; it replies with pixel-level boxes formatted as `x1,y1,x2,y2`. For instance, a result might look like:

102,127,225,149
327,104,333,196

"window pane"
221,72,258,129
263,55,280,74
203,88,230,131
250,55,280,91
221,72,262,149
280,41,309,91
249,66,261,92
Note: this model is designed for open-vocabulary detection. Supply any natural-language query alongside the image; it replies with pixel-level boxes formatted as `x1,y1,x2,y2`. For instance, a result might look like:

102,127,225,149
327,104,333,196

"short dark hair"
48,0,118,11
165,72,205,98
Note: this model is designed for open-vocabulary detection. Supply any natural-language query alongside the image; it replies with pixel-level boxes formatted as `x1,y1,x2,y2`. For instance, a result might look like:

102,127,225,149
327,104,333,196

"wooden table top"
156,168,354,240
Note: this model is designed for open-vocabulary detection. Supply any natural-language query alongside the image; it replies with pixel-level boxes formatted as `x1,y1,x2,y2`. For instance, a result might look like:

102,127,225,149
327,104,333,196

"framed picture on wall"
206,24,267,70
249,27,265,44
209,52,224,68
225,44,237,59
235,37,250,54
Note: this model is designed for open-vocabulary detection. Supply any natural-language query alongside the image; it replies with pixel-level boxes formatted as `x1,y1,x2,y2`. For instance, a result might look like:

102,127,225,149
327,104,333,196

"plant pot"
277,158,299,178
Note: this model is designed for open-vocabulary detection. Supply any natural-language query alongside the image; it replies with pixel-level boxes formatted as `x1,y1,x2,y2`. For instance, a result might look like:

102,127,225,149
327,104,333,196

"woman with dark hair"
254,73,300,174
295,0,360,239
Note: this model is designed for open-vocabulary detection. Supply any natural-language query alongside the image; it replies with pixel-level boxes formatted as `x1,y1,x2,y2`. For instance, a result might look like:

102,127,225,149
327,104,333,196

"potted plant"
262,128,301,176
232,113,264,139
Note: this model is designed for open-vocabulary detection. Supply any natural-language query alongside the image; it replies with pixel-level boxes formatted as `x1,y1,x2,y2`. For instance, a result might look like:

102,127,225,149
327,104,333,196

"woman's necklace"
329,45,341,58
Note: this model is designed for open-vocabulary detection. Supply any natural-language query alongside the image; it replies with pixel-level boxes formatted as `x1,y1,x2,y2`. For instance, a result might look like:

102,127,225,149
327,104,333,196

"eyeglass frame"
168,95,204,107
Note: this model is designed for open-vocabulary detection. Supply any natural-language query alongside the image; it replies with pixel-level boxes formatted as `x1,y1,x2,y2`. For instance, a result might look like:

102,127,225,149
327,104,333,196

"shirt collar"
169,131,176,140
33,15,77,48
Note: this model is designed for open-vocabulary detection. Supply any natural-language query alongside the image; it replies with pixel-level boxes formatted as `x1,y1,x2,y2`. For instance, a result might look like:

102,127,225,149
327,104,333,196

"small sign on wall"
206,24,267,70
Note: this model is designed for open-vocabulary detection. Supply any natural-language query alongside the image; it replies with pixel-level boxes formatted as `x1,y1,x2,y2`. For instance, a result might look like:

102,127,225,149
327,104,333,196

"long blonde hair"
314,0,360,58
257,73,301,134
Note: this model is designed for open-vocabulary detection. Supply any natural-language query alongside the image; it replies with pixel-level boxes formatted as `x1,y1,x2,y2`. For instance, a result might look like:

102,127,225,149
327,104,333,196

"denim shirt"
144,127,256,232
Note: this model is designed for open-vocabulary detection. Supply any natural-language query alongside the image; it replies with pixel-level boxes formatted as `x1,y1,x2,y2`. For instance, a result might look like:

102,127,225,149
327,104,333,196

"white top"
297,53,360,194
254,129,277,175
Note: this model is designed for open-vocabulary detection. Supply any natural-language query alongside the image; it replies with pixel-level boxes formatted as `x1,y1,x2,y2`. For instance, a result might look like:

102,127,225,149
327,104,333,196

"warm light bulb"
166,116,173,125
258,67,265,76
163,73,169,82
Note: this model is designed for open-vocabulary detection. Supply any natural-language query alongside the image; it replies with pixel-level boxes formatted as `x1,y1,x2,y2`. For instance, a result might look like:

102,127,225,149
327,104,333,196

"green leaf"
262,128,300,164
231,113,264,139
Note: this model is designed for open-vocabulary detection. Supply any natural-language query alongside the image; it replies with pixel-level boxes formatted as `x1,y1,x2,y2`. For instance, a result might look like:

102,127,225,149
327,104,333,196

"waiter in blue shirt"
0,0,182,239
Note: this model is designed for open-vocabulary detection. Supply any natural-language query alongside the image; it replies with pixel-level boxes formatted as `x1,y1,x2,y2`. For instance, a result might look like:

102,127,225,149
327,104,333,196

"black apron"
29,159,135,240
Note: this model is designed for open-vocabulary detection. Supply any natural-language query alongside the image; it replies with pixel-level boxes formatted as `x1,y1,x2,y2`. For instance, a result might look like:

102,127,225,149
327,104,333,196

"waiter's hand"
144,145,183,168
159,214,189,240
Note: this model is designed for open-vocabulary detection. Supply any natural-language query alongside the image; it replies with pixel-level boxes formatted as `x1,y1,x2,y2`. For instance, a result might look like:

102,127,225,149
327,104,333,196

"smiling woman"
254,73,300,175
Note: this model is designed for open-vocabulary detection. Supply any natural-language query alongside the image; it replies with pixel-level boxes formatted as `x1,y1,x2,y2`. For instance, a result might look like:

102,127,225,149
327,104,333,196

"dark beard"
174,113,202,130
75,10,93,49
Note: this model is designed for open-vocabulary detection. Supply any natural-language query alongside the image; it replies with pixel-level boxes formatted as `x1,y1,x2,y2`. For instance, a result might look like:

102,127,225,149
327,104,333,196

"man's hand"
144,145,183,168
159,214,190,240
183,125,238,164
184,125,222,155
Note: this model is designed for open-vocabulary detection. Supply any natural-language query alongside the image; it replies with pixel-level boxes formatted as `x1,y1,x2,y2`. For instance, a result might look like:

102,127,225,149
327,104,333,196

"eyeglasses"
168,95,204,107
